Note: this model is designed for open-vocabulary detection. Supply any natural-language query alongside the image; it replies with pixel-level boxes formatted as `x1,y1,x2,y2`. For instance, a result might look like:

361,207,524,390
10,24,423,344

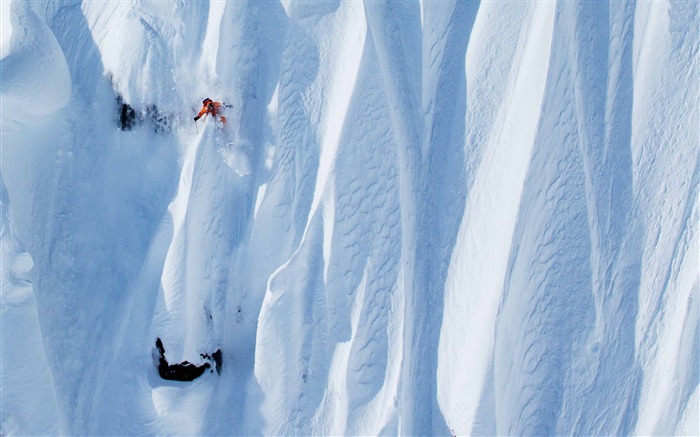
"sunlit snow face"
1,1,697,436
0,1,12,59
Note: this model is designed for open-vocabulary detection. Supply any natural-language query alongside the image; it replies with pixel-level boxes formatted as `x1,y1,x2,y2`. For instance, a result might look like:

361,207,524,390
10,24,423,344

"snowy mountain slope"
1,1,697,436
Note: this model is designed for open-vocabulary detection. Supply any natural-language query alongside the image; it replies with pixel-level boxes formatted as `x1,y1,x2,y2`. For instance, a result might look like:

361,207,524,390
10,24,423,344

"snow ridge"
1,1,697,436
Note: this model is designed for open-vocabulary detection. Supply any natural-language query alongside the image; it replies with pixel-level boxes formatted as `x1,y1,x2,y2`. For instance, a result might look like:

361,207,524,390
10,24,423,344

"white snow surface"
1,1,698,436
1,1,12,60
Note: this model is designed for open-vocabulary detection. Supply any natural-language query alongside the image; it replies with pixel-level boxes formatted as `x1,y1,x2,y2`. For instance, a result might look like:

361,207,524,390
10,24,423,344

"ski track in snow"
0,1,698,436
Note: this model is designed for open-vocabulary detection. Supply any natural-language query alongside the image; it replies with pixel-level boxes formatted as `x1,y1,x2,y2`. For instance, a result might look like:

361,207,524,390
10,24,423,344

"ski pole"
195,119,198,134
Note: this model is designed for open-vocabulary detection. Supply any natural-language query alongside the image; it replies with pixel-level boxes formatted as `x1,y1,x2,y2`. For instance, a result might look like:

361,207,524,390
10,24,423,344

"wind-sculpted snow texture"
1,1,698,436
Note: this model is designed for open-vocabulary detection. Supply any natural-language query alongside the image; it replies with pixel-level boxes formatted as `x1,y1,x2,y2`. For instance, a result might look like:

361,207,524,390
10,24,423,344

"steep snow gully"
1,1,698,436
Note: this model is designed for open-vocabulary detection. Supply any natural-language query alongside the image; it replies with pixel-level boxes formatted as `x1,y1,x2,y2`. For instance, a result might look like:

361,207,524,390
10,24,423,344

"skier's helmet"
203,98,212,105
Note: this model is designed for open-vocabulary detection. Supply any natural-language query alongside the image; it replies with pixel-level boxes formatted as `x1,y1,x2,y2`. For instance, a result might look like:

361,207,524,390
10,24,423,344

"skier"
194,98,229,124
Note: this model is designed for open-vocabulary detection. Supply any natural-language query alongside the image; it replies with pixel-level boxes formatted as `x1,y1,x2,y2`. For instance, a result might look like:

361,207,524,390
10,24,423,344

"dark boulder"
155,338,214,382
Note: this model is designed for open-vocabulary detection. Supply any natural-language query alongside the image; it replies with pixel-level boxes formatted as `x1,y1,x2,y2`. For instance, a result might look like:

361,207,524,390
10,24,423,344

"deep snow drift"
1,1,698,435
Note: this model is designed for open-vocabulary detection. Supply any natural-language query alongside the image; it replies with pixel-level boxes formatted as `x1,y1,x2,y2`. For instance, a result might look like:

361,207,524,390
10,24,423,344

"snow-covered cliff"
1,1,697,435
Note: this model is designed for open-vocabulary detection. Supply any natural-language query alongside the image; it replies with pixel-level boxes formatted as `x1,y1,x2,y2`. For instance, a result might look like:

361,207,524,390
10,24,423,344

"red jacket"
194,100,226,122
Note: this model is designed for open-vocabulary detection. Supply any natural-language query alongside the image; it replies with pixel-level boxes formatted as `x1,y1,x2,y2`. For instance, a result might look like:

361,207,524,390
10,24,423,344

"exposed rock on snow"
1,1,697,436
